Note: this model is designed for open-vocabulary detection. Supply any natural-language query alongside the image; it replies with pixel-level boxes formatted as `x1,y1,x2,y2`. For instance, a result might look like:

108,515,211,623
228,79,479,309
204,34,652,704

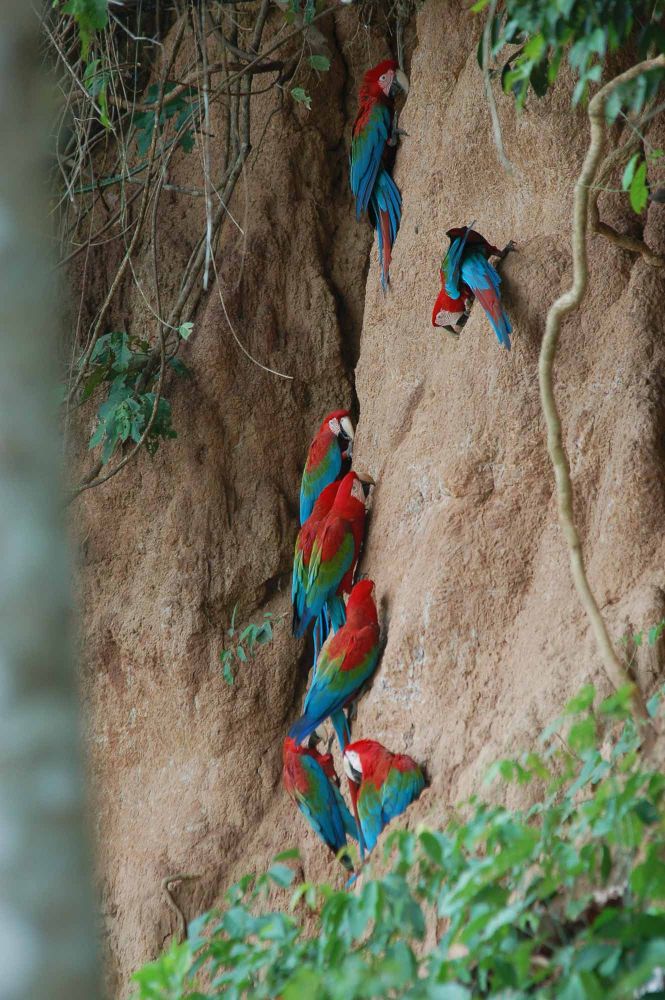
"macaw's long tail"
462,253,512,350
288,712,316,747
331,709,351,753
370,168,401,292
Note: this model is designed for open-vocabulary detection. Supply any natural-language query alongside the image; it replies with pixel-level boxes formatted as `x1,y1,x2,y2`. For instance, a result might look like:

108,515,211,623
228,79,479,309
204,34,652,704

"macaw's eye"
379,74,386,82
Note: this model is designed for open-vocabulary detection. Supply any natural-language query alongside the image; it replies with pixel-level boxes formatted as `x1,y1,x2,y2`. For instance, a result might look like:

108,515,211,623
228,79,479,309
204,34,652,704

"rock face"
73,2,665,995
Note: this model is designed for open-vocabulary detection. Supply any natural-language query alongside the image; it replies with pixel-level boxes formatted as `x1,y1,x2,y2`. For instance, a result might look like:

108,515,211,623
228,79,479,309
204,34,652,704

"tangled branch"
539,54,665,728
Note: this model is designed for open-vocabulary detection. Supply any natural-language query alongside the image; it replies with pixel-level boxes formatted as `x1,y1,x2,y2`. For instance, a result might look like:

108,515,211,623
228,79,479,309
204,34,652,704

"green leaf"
565,685,595,715
178,321,194,340
62,0,109,58
622,153,641,192
267,863,295,887
291,87,312,110
309,54,330,72
470,0,491,10
629,161,649,213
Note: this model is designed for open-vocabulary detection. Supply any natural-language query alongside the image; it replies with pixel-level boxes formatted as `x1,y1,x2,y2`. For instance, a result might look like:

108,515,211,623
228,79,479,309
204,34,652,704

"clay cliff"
71,2,665,995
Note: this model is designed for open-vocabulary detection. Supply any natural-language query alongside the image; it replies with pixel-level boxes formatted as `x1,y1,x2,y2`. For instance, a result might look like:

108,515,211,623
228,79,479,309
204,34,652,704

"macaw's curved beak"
391,68,410,97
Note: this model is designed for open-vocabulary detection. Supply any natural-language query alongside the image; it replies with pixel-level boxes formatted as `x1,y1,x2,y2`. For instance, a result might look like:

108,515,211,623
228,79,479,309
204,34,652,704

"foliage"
475,0,665,111
621,617,665,650
133,83,200,156
220,605,280,685
58,0,109,58
80,331,191,465
132,685,665,998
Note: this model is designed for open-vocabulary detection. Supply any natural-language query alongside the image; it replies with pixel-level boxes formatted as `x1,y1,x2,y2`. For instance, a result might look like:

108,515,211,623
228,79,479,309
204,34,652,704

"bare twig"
481,0,517,176
539,55,665,728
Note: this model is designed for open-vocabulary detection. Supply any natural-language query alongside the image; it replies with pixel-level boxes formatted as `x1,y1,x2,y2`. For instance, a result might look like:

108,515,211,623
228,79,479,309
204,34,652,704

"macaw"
289,579,380,751
432,226,515,349
282,736,358,870
292,480,343,662
343,739,425,854
300,410,354,526
350,59,409,291
292,470,373,641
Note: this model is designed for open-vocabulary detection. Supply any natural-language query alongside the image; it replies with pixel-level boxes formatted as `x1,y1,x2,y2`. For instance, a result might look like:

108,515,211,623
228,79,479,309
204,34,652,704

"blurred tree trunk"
0,6,100,999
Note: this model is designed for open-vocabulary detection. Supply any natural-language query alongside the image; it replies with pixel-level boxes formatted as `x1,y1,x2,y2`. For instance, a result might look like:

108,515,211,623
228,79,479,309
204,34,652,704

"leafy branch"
220,605,283,685
539,54,665,730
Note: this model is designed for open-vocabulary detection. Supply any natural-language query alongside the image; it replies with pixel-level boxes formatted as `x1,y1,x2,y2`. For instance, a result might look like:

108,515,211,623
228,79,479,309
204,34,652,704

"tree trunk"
0,7,100,999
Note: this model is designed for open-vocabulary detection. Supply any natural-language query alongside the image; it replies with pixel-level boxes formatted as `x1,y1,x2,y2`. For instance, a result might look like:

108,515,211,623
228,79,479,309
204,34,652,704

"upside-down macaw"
350,59,409,291
289,579,380,751
344,739,425,854
292,480,343,662
300,410,354,526
292,470,373,641
432,226,515,349
283,736,358,870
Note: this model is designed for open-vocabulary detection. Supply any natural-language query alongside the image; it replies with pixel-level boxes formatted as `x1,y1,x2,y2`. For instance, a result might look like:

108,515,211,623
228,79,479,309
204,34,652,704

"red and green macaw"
292,480,341,661
289,579,380,751
350,59,409,291
343,739,425,854
432,226,515,349
282,736,358,870
292,470,373,641
300,410,354,526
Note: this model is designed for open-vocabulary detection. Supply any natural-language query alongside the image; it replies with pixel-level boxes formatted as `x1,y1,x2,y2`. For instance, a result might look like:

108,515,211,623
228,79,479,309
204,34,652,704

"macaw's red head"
432,286,465,328
319,409,355,460
343,738,386,786
362,59,410,100
345,578,379,627
334,470,375,512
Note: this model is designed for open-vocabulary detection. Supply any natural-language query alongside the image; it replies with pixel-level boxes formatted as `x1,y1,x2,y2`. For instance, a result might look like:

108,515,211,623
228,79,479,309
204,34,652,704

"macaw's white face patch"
344,750,362,781
434,308,464,328
328,417,341,436
350,478,365,503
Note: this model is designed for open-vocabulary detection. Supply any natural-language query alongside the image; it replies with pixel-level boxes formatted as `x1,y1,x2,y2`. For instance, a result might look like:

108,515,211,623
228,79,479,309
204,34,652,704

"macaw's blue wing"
356,781,385,854
350,102,391,219
461,251,512,350
444,227,473,299
381,766,426,825
296,755,353,859
332,782,359,842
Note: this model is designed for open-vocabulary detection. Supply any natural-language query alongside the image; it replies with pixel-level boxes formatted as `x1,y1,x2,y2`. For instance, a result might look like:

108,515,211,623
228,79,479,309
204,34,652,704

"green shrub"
132,684,665,999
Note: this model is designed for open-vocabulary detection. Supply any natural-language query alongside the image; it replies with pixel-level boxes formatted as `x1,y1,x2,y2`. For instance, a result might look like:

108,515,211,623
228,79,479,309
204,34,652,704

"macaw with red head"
289,579,380,751
283,736,358,870
292,470,373,641
343,739,425,854
432,226,514,349
300,410,354,526
292,480,343,662
351,59,409,290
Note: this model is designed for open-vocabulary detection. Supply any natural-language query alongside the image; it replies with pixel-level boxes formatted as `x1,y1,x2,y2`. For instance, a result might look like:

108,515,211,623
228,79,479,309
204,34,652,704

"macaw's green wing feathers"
305,526,355,620
381,765,426,824
300,437,341,525
295,755,352,858
357,781,384,853
444,230,473,299
350,102,391,220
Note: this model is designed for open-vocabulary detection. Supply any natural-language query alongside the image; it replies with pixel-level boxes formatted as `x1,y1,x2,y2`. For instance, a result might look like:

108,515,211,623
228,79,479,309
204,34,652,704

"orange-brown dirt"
70,2,665,995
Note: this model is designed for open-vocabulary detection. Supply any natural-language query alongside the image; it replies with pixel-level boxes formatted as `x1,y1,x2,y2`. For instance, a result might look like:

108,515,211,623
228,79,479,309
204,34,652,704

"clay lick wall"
71,1,665,995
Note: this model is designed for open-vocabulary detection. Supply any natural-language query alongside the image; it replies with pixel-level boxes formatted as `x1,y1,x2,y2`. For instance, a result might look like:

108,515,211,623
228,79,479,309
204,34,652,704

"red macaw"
283,736,358,870
350,59,409,291
343,739,425,854
291,480,342,661
289,579,380,751
432,226,515,349
292,470,373,641
300,410,354,525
